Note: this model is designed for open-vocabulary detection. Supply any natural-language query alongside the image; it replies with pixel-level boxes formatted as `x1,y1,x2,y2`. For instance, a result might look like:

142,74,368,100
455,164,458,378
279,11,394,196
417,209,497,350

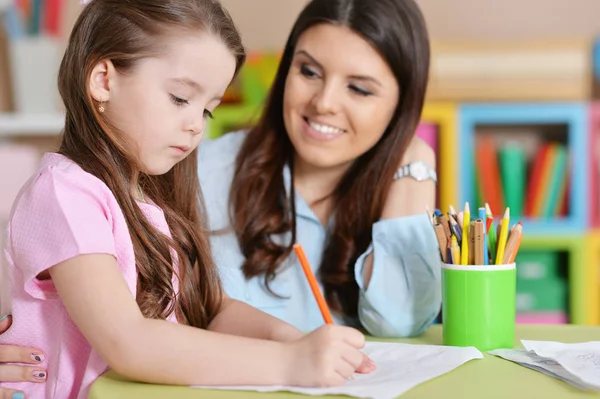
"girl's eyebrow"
170,77,203,92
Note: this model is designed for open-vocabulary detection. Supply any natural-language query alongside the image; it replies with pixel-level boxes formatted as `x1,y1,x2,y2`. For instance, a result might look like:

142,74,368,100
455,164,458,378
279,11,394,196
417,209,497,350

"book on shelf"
475,136,504,214
475,139,569,221
498,143,525,219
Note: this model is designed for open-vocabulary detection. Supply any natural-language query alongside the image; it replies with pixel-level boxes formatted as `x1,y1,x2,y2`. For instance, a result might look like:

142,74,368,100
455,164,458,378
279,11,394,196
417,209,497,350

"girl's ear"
88,59,117,103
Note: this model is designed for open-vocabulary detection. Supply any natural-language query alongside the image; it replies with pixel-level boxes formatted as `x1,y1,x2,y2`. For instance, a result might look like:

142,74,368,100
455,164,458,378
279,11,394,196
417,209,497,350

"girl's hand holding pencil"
283,324,376,386
430,203,523,265
291,243,376,385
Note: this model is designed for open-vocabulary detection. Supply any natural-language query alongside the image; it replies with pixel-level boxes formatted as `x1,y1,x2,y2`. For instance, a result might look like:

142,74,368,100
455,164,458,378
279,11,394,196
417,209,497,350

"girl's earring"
98,101,106,113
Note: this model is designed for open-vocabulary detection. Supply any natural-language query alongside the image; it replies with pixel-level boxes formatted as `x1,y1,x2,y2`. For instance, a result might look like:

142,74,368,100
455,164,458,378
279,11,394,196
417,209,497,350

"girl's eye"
300,64,319,79
170,94,189,107
203,109,214,119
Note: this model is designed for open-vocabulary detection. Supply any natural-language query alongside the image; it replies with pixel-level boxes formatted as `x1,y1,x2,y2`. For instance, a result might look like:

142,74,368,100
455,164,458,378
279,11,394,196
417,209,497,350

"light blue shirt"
198,131,442,337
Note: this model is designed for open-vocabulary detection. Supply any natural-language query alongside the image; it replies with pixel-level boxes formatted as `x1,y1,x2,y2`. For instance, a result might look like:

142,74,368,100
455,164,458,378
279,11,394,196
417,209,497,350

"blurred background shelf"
427,39,593,102
0,113,63,137
514,235,592,325
459,103,589,235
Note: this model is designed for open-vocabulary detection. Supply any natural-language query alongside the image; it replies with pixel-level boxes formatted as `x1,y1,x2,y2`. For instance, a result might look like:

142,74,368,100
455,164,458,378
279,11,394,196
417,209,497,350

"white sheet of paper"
522,340,600,390
489,340,600,391
191,341,483,399
488,348,593,391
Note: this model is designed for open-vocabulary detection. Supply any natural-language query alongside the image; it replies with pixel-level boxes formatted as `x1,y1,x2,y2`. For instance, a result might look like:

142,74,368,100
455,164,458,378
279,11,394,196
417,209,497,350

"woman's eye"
300,64,319,79
349,85,373,97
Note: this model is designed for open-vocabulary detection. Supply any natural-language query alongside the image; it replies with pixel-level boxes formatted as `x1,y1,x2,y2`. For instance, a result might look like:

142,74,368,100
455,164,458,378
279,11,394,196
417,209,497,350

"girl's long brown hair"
58,0,245,328
230,0,430,318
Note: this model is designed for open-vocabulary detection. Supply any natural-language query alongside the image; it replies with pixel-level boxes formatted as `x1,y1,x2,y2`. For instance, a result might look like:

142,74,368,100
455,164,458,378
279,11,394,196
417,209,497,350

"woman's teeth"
308,120,344,135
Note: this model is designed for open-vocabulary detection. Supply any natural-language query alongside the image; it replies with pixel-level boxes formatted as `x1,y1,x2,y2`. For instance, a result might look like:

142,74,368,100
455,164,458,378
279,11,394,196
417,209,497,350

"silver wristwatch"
393,161,437,183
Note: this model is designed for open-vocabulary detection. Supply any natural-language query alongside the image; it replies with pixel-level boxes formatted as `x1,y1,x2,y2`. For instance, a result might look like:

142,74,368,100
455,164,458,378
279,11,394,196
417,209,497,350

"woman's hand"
0,315,47,399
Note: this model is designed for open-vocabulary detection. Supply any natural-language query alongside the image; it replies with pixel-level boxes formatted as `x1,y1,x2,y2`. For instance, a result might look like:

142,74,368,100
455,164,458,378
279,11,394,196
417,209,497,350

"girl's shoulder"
11,152,117,219
32,152,113,196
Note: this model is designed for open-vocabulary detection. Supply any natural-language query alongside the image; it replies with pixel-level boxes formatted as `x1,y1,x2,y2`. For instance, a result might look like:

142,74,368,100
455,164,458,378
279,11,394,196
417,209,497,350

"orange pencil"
293,243,334,324
506,222,523,264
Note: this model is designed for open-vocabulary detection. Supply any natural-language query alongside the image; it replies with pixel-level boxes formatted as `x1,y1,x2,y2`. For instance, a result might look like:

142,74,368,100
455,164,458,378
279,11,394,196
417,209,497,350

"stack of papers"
192,341,483,399
490,340,600,391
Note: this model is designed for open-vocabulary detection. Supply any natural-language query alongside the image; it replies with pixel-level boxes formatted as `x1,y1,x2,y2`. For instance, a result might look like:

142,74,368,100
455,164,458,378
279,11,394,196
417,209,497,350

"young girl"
199,0,441,338
0,0,373,397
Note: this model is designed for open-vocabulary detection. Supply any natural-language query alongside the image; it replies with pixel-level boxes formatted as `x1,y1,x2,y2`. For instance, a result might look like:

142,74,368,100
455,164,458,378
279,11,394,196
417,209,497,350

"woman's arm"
381,137,437,216
50,254,366,387
355,137,441,338
362,137,436,287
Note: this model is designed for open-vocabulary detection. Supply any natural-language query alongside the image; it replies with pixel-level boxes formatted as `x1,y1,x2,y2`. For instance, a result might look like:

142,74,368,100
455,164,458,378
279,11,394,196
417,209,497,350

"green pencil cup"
442,263,516,351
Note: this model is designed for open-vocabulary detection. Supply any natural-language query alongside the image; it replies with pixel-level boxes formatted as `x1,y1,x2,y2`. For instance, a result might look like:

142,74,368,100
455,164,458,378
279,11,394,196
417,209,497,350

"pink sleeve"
8,165,117,300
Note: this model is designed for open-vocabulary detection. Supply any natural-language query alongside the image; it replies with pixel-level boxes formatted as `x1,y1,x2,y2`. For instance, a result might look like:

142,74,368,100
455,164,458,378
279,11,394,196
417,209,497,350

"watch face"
409,162,427,180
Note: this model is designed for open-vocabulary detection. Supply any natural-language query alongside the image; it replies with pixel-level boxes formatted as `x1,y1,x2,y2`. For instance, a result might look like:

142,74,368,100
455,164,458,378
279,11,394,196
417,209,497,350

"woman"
199,0,440,337
0,0,441,392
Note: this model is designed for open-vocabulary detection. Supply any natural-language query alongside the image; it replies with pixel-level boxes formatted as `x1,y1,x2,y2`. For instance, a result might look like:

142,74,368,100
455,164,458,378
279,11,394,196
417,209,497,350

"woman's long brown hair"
230,0,430,318
58,0,245,328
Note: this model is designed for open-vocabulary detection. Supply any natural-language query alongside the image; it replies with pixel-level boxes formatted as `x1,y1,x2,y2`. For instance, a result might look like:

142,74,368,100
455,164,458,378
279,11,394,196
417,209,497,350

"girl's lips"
171,145,191,153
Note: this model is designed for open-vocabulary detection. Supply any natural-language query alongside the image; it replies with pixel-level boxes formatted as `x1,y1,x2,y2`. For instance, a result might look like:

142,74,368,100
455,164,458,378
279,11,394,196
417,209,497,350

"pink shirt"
0,153,178,398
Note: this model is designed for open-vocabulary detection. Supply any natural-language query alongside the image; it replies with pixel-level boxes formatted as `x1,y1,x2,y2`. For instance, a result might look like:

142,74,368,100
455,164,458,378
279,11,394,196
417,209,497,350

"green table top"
89,324,600,399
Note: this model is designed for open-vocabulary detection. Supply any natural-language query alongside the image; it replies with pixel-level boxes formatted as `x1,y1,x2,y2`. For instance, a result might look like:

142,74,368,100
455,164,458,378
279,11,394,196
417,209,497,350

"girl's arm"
50,254,291,386
208,296,304,342
50,254,365,387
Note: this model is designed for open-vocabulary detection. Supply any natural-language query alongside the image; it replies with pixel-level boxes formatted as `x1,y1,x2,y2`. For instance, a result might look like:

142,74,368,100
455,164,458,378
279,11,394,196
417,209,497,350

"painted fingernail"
12,392,25,399
0,314,10,322
31,353,45,362
33,370,47,380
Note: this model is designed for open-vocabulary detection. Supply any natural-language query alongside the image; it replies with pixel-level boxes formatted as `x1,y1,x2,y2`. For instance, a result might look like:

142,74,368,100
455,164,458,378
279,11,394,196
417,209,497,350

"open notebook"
191,341,483,399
